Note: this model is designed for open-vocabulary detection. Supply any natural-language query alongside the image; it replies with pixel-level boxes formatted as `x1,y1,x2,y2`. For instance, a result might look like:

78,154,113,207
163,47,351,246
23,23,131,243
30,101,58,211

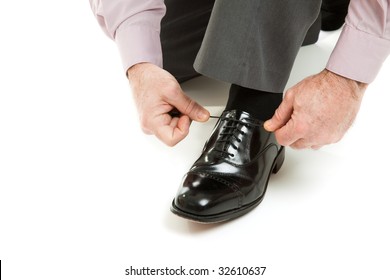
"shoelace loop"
213,117,254,158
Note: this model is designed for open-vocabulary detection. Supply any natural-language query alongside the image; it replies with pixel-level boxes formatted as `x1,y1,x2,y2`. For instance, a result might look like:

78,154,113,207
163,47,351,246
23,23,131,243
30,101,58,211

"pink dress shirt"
90,0,390,84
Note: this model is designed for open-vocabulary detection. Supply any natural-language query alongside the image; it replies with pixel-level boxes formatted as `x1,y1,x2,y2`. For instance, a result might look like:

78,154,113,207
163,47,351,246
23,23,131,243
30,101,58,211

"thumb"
264,91,294,132
170,90,210,122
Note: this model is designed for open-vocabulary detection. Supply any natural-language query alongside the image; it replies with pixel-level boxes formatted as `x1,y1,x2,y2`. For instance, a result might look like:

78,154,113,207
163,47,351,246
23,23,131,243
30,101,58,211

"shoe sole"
170,147,285,223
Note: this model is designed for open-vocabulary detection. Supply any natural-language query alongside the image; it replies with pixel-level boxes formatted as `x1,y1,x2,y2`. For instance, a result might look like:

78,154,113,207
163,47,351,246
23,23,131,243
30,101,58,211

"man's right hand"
127,63,210,146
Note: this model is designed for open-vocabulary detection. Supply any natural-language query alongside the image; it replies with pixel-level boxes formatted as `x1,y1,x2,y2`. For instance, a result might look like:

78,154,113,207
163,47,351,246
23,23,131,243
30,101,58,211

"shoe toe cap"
173,172,242,216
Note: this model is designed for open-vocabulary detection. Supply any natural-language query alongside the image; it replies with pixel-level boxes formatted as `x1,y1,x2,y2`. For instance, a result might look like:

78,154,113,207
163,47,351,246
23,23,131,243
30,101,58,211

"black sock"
225,84,283,121
321,0,349,31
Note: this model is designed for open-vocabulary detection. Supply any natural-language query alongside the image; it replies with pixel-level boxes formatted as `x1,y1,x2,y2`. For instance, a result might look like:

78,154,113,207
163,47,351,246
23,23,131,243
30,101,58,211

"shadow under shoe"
171,110,285,223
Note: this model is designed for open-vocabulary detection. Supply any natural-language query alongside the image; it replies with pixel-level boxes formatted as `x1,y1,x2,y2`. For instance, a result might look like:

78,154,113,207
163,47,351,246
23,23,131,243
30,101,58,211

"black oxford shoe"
171,110,285,223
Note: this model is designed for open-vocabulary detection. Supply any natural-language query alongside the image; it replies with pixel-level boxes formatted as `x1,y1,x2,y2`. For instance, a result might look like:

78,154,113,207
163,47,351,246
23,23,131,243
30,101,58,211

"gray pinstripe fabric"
161,0,321,92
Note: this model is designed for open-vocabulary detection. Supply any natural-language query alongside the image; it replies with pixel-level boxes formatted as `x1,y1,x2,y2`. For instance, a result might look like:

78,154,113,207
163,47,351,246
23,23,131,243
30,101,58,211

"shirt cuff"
115,23,163,74
326,24,390,84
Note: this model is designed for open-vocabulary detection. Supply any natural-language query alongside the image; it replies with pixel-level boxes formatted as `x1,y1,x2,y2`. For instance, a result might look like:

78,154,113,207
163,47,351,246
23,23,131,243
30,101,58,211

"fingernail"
264,120,272,130
198,111,209,121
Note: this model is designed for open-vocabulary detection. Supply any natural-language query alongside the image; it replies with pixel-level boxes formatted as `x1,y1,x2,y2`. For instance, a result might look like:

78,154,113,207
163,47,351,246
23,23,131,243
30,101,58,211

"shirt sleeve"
326,0,390,83
89,0,166,73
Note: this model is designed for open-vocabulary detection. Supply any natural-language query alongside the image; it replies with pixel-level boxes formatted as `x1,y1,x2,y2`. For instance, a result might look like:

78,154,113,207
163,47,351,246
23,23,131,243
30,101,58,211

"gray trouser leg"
194,0,322,92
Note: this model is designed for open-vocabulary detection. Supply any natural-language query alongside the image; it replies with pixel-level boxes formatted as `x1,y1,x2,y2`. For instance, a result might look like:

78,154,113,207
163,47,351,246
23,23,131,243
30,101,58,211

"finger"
311,145,323,150
264,91,294,132
170,115,192,129
290,138,310,150
290,139,324,150
274,118,302,147
176,115,191,132
169,116,180,128
155,115,191,146
141,127,153,135
139,119,153,135
166,90,210,122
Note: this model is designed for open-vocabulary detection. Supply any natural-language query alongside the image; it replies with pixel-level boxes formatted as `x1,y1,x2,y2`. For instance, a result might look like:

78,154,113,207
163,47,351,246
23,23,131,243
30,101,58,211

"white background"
1,1,389,279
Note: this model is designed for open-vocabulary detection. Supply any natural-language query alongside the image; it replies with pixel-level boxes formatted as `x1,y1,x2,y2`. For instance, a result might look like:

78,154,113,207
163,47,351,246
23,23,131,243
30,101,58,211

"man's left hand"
264,69,367,149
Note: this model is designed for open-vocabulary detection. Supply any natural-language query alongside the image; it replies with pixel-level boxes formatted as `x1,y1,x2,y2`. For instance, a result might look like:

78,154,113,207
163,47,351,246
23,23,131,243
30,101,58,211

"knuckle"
165,136,181,147
139,116,152,134
331,134,342,144
274,107,284,121
162,82,180,99
140,124,151,135
165,140,176,147
284,89,294,101
291,140,306,150
290,144,301,150
274,132,287,146
311,145,323,150
183,99,196,115
294,122,307,136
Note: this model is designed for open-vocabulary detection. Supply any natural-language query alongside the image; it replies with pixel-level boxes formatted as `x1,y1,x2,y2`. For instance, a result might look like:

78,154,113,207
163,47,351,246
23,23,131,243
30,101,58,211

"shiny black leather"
171,110,285,223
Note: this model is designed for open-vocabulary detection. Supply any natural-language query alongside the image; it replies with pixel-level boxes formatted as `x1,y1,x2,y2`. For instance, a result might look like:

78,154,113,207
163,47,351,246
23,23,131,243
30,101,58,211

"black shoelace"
212,116,254,158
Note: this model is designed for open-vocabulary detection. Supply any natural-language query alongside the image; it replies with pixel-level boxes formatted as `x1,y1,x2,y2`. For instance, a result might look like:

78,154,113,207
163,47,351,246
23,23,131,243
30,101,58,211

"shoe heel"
272,147,285,174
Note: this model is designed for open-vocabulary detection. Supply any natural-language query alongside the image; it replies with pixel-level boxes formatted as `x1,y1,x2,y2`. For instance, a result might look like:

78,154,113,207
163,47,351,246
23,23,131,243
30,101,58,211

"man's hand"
127,63,210,146
264,69,367,149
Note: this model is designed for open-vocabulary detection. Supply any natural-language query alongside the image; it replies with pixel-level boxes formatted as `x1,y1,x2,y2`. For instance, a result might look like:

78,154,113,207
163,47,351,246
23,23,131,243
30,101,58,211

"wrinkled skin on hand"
264,69,368,149
128,63,210,146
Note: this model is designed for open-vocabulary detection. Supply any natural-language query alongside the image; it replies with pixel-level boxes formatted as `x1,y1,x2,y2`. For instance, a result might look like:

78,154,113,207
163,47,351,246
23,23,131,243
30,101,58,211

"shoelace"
212,117,254,158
